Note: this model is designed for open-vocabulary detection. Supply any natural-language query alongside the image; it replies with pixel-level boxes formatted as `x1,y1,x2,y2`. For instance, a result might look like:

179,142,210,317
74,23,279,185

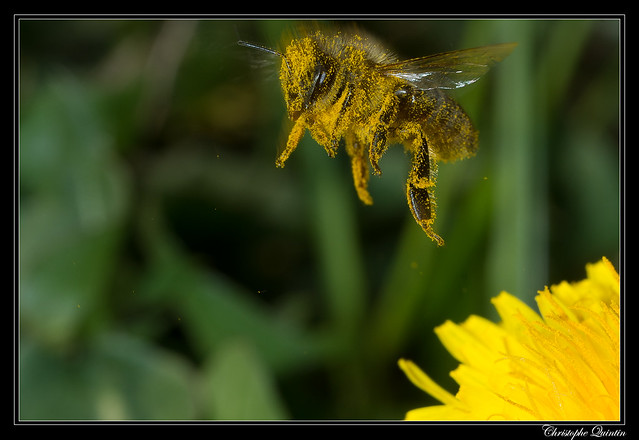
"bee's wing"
238,40,285,80
379,42,517,90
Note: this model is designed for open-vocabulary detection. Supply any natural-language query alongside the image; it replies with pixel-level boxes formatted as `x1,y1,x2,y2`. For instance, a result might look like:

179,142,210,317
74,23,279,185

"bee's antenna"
238,40,281,57
238,40,291,73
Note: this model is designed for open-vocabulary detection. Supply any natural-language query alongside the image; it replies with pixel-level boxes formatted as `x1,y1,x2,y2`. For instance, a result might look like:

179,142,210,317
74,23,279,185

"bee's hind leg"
406,131,444,246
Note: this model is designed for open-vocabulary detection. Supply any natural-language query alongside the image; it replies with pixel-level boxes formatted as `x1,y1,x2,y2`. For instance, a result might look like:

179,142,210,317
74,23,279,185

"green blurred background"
18,18,620,420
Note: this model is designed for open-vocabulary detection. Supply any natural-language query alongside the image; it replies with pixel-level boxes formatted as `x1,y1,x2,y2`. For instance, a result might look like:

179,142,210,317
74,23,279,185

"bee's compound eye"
305,64,331,108
314,69,327,88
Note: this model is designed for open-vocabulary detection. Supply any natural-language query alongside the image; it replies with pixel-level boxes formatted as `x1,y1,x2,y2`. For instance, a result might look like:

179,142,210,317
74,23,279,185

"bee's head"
238,37,334,122
280,37,334,122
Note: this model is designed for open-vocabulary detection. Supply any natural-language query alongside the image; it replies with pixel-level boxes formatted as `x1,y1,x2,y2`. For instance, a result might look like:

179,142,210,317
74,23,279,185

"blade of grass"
300,136,367,335
484,19,544,307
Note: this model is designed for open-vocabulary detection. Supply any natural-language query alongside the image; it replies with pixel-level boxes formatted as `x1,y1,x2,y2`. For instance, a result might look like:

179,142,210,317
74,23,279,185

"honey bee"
240,25,516,245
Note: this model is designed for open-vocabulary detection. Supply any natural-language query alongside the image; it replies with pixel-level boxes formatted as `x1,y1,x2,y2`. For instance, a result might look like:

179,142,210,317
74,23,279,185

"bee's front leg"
276,115,307,168
406,131,444,246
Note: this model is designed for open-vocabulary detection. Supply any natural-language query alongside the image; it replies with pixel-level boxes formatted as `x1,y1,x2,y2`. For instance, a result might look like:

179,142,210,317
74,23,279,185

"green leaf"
203,340,289,420
20,226,122,348
20,74,130,349
19,332,197,420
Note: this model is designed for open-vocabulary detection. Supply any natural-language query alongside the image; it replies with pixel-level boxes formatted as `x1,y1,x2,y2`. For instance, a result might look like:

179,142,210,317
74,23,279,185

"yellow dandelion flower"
399,257,620,421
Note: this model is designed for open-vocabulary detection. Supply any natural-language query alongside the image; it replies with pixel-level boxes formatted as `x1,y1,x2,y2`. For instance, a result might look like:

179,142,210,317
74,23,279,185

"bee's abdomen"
413,89,478,162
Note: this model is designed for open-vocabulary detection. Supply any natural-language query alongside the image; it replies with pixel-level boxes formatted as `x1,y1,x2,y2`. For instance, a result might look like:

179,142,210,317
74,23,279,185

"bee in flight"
239,25,516,245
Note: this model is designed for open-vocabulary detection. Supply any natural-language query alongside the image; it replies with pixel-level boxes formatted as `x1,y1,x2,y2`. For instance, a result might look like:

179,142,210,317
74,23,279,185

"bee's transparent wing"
237,40,285,81
380,42,517,90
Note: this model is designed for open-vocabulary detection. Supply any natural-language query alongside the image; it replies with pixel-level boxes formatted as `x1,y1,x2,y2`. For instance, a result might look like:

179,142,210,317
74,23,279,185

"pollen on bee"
242,28,515,245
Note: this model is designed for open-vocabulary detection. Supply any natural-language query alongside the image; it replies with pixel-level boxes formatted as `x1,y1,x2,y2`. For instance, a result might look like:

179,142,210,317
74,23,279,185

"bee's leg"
326,84,354,158
345,133,373,205
406,132,444,246
276,116,306,168
370,127,387,176
369,95,398,175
